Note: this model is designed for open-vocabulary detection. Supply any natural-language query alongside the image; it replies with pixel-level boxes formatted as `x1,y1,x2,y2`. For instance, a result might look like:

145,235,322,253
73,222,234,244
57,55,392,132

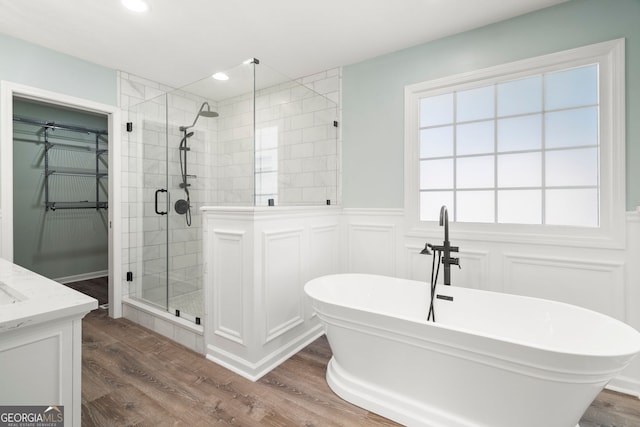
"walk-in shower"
125,59,338,325
177,102,219,226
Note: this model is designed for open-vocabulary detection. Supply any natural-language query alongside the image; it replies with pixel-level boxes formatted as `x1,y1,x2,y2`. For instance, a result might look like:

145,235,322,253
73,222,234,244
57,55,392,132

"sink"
0,282,26,305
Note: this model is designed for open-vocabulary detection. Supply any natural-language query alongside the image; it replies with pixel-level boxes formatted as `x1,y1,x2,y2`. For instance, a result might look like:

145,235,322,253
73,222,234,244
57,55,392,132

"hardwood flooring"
64,276,108,306
81,308,640,426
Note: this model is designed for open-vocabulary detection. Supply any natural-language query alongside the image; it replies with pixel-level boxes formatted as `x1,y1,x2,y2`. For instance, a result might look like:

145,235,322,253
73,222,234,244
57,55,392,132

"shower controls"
175,199,189,215
178,102,219,227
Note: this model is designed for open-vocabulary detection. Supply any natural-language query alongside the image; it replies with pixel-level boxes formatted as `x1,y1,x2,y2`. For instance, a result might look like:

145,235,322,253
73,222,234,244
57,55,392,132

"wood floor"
64,276,109,306
80,308,640,427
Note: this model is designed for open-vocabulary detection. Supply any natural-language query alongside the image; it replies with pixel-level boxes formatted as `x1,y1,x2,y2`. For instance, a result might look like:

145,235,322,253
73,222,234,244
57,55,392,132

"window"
419,65,599,226
404,40,625,247
255,126,278,205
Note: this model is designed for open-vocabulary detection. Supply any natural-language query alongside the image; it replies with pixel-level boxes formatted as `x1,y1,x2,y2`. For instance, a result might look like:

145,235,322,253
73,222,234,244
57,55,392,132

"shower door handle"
155,189,168,215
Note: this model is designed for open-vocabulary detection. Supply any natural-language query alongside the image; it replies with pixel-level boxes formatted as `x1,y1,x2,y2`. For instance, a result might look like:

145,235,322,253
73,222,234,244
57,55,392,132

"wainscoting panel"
454,250,489,290
406,242,430,282
263,229,304,343
348,223,396,276
406,243,489,289
310,224,340,279
342,208,640,397
202,207,337,381
504,253,625,318
213,230,246,344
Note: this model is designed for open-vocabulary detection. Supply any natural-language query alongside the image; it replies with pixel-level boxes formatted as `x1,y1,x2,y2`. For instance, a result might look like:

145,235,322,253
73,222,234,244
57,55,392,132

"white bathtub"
304,273,640,427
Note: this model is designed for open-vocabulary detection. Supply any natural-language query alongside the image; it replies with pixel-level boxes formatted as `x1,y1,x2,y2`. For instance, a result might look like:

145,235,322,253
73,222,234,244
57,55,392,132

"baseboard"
206,324,325,382
54,269,108,284
607,375,640,398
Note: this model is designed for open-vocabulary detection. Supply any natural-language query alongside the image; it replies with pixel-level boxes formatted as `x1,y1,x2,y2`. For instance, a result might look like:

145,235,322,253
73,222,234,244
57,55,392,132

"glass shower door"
164,91,209,324
128,93,170,312
128,90,211,324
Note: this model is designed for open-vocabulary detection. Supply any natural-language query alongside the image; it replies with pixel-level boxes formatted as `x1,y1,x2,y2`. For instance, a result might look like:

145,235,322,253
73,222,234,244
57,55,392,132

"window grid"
418,67,599,226
255,126,279,205
541,75,547,225
493,84,498,225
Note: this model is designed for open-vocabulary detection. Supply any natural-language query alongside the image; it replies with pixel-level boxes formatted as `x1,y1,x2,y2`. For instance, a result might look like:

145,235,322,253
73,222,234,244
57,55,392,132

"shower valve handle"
155,189,168,215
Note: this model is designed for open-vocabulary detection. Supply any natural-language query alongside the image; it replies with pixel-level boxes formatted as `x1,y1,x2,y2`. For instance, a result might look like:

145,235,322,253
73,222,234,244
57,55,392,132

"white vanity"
0,258,97,426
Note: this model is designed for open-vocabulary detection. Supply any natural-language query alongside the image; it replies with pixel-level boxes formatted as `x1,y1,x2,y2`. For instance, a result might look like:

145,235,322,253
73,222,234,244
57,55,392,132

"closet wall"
12,98,108,281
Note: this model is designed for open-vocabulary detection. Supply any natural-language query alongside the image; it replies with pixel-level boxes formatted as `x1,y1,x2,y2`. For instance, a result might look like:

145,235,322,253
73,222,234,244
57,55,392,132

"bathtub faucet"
432,205,459,286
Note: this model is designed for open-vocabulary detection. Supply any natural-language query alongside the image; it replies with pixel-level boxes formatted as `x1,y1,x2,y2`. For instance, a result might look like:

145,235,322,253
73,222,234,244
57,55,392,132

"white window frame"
255,125,279,205
404,39,626,248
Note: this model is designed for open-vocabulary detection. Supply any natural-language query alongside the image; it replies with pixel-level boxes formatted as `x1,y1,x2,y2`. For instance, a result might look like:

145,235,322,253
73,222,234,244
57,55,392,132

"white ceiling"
0,0,568,89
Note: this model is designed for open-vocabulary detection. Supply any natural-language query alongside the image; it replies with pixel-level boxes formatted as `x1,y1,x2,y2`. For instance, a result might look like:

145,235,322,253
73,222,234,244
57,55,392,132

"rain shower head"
179,101,218,131
199,109,219,118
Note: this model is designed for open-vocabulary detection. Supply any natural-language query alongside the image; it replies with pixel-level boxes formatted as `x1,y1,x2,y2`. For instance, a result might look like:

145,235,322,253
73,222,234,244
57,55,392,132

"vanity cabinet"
0,259,97,426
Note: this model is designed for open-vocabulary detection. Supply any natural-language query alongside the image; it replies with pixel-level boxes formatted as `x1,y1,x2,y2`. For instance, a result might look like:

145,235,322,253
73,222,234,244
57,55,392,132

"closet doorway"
13,98,109,305
0,82,122,318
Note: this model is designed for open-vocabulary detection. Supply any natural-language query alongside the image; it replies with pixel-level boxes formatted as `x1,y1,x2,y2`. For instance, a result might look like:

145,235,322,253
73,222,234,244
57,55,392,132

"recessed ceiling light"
212,72,229,81
122,0,149,12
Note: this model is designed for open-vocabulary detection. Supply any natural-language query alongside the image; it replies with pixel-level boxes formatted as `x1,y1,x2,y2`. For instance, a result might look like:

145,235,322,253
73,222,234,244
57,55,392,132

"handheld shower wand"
176,102,218,226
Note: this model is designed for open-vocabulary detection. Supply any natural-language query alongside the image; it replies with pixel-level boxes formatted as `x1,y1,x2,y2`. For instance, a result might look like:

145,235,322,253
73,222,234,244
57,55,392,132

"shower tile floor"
136,277,203,321
66,275,204,323
168,289,203,319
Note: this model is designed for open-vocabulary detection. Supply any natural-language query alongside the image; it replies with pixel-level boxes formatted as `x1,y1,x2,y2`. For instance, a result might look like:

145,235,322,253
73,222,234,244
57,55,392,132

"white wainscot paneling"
456,250,489,289
202,206,338,381
406,243,488,289
263,228,304,343
310,224,339,279
213,230,245,344
348,223,396,276
406,242,433,282
504,253,625,318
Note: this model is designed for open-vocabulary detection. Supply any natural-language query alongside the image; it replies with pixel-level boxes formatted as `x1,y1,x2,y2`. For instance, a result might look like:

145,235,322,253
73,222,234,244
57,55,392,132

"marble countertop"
0,258,98,333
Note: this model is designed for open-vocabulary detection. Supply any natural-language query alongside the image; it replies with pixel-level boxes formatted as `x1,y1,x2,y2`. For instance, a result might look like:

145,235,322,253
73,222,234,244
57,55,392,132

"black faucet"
431,206,459,286
420,205,460,322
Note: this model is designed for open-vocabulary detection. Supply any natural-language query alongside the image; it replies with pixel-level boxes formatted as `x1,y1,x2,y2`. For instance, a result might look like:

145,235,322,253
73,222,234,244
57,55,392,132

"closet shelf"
45,141,108,155
12,115,109,212
13,115,108,136
46,201,108,211
46,170,108,178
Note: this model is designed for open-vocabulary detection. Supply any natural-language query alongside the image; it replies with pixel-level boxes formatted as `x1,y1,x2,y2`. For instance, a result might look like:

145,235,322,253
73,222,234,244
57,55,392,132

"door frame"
1,81,122,318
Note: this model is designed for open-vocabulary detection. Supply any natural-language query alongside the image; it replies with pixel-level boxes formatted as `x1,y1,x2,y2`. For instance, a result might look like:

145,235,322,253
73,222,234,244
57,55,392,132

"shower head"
195,101,218,118
420,243,433,255
180,101,218,131
199,109,219,118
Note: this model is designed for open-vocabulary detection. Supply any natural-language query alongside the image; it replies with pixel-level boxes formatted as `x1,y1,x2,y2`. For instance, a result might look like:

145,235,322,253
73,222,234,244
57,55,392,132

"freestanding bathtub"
304,273,640,427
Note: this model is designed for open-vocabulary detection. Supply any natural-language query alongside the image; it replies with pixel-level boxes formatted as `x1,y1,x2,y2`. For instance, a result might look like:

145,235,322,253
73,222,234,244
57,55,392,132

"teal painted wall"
342,0,640,209
0,33,117,105
0,32,116,277
13,99,108,279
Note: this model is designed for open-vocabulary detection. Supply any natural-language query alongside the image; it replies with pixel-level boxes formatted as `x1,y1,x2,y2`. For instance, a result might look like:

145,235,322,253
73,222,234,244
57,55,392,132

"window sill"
406,218,627,250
